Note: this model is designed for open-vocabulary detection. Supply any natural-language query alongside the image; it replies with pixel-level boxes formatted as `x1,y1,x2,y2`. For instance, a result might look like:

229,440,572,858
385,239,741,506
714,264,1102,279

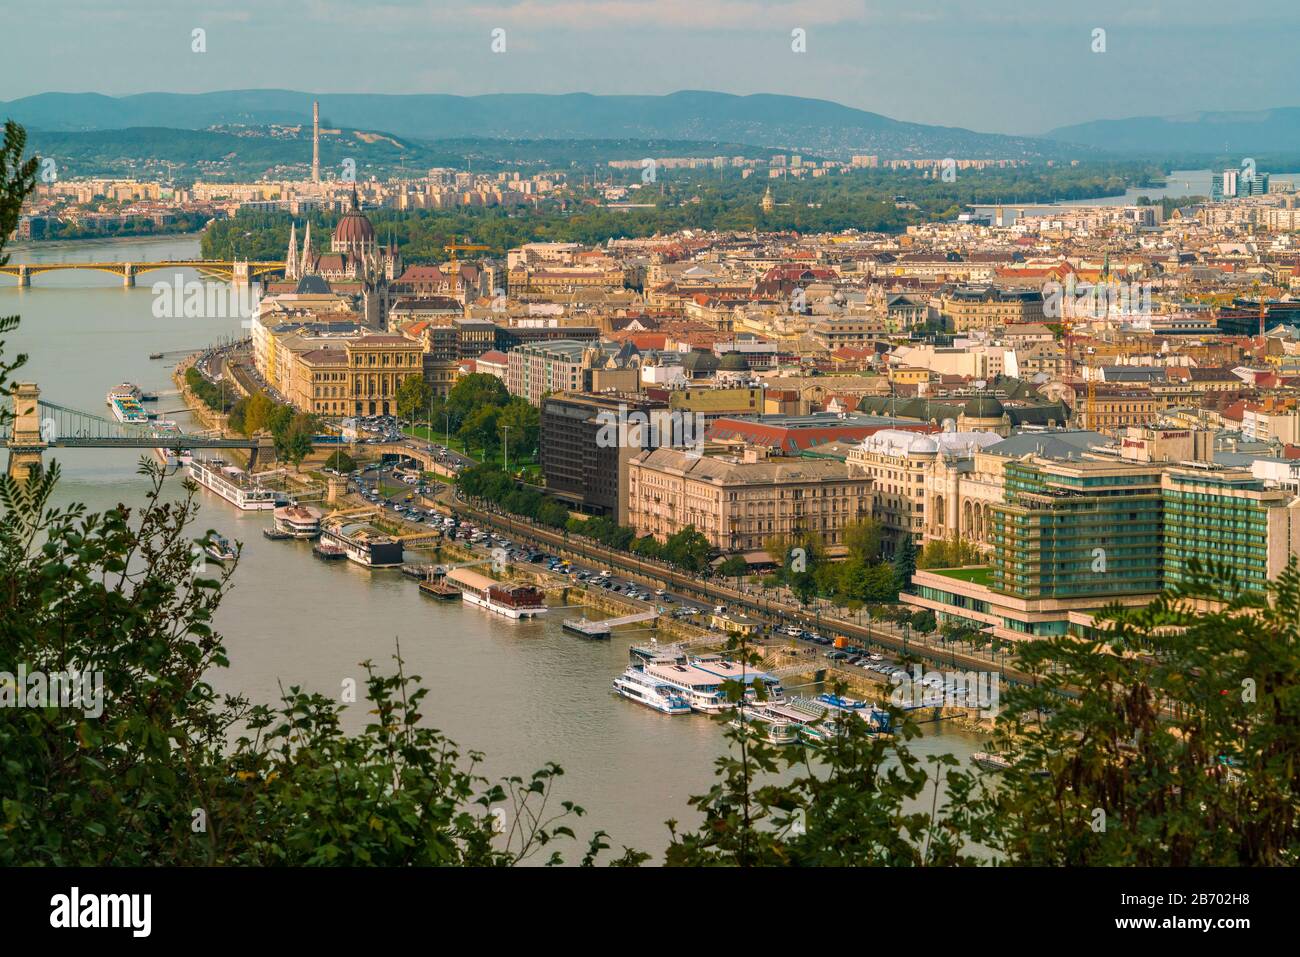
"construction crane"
443,237,490,296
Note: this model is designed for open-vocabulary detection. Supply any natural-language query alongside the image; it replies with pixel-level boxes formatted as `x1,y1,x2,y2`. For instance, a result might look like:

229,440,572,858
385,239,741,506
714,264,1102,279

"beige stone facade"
627,448,873,552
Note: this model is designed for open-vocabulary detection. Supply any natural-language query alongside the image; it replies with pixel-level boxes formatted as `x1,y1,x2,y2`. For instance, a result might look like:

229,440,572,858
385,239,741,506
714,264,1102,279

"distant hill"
2,89,1083,159
1046,108,1300,154
23,126,786,180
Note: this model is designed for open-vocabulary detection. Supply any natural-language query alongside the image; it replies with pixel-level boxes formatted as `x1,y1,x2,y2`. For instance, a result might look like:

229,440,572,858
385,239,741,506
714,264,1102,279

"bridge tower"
122,263,135,288
232,260,250,287
7,382,46,483
17,265,30,287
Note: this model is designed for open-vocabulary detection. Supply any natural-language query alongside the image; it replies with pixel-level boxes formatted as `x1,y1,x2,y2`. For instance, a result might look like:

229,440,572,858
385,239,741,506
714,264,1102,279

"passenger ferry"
272,504,323,539
612,667,691,715
761,697,841,745
729,708,800,745
319,522,404,568
149,419,185,467
446,568,547,619
816,693,893,734
970,752,1012,772
106,383,150,425
639,657,729,713
690,654,786,703
188,456,286,510
203,533,237,565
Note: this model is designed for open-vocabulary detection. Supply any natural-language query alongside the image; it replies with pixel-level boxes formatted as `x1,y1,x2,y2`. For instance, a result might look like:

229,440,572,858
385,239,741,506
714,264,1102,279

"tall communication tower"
311,100,320,185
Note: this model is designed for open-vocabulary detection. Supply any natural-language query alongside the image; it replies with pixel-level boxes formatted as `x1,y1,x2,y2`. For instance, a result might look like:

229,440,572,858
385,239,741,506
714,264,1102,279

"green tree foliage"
842,517,884,563
395,375,434,423
0,134,627,867
274,413,317,470
718,555,749,579
918,536,983,570
665,634,977,866
324,450,358,473
184,366,238,414
909,610,938,634
892,534,919,593
968,561,1300,866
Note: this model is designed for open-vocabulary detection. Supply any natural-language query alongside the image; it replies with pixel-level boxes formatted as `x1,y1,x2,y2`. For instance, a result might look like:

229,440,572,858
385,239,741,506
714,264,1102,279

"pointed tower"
301,221,315,275
286,222,298,280
761,185,774,214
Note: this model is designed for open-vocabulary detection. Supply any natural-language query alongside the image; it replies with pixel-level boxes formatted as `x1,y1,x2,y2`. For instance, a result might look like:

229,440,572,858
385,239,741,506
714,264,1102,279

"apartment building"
627,447,873,552
505,340,621,406
938,285,1045,332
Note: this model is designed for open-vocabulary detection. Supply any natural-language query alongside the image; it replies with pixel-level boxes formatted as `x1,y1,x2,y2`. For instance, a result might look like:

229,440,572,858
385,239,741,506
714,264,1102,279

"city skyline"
6,0,1300,136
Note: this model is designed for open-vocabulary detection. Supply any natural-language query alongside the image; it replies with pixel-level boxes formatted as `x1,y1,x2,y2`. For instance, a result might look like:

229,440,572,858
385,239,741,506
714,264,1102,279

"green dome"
718,352,751,371
682,350,720,373
963,395,1004,419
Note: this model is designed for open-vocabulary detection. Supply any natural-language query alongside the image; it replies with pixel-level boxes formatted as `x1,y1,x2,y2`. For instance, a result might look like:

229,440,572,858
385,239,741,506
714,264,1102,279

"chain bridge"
2,382,268,482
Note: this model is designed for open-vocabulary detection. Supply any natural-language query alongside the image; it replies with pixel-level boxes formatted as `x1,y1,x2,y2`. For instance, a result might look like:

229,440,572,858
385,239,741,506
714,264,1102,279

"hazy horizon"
5,0,1300,136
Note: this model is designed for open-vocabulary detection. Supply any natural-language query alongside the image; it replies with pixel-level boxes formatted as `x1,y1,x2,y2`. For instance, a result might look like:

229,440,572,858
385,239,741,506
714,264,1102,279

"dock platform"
564,609,657,639
419,578,462,600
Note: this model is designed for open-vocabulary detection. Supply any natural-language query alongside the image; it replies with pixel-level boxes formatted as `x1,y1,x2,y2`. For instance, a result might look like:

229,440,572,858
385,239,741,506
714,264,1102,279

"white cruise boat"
640,657,732,713
106,383,150,425
188,457,286,511
612,668,691,715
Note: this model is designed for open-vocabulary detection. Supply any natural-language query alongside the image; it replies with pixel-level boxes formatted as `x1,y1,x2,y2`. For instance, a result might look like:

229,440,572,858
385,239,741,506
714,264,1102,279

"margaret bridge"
0,260,285,287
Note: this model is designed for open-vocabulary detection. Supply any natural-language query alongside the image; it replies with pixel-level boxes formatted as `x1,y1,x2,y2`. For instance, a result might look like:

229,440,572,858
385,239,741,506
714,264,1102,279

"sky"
3,0,1299,135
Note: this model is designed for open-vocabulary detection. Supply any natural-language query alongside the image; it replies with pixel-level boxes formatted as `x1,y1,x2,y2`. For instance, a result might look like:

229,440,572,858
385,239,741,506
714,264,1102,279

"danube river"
1,234,983,860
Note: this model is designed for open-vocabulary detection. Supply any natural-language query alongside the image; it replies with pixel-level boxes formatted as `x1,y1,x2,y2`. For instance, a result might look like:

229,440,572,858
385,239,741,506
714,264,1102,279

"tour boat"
638,657,732,713
612,668,691,715
188,456,286,511
729,709,800,745
203,533,237,565
149,419,185,466
106,383,150,425
319,522,404,568
272,504,323,539
446,568,547,619
971,752,1012,772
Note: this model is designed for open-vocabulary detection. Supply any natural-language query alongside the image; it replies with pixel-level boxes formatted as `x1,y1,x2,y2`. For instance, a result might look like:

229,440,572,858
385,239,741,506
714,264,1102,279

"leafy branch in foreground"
968,559,1300,866
664,629,979,866
0,117,621,867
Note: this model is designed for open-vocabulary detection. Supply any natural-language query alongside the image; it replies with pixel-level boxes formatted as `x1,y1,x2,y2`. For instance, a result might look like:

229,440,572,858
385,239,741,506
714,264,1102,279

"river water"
1,234,983,861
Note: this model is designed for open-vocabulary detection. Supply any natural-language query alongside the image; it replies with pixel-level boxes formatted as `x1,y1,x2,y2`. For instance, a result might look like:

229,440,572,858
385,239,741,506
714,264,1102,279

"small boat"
312,542,346,561
204,533,237,564
729,710,799,745
148,352,164,360
262,527,292,541
971,752,1012,772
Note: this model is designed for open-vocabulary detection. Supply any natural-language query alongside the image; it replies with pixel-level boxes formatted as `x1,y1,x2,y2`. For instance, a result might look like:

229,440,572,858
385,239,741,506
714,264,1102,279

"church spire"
286,222,298,280
301,220,314,275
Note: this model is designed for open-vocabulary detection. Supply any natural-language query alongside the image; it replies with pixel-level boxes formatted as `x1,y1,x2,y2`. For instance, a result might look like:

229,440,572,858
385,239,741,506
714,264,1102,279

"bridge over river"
2,382,269,481
0,260,284,287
